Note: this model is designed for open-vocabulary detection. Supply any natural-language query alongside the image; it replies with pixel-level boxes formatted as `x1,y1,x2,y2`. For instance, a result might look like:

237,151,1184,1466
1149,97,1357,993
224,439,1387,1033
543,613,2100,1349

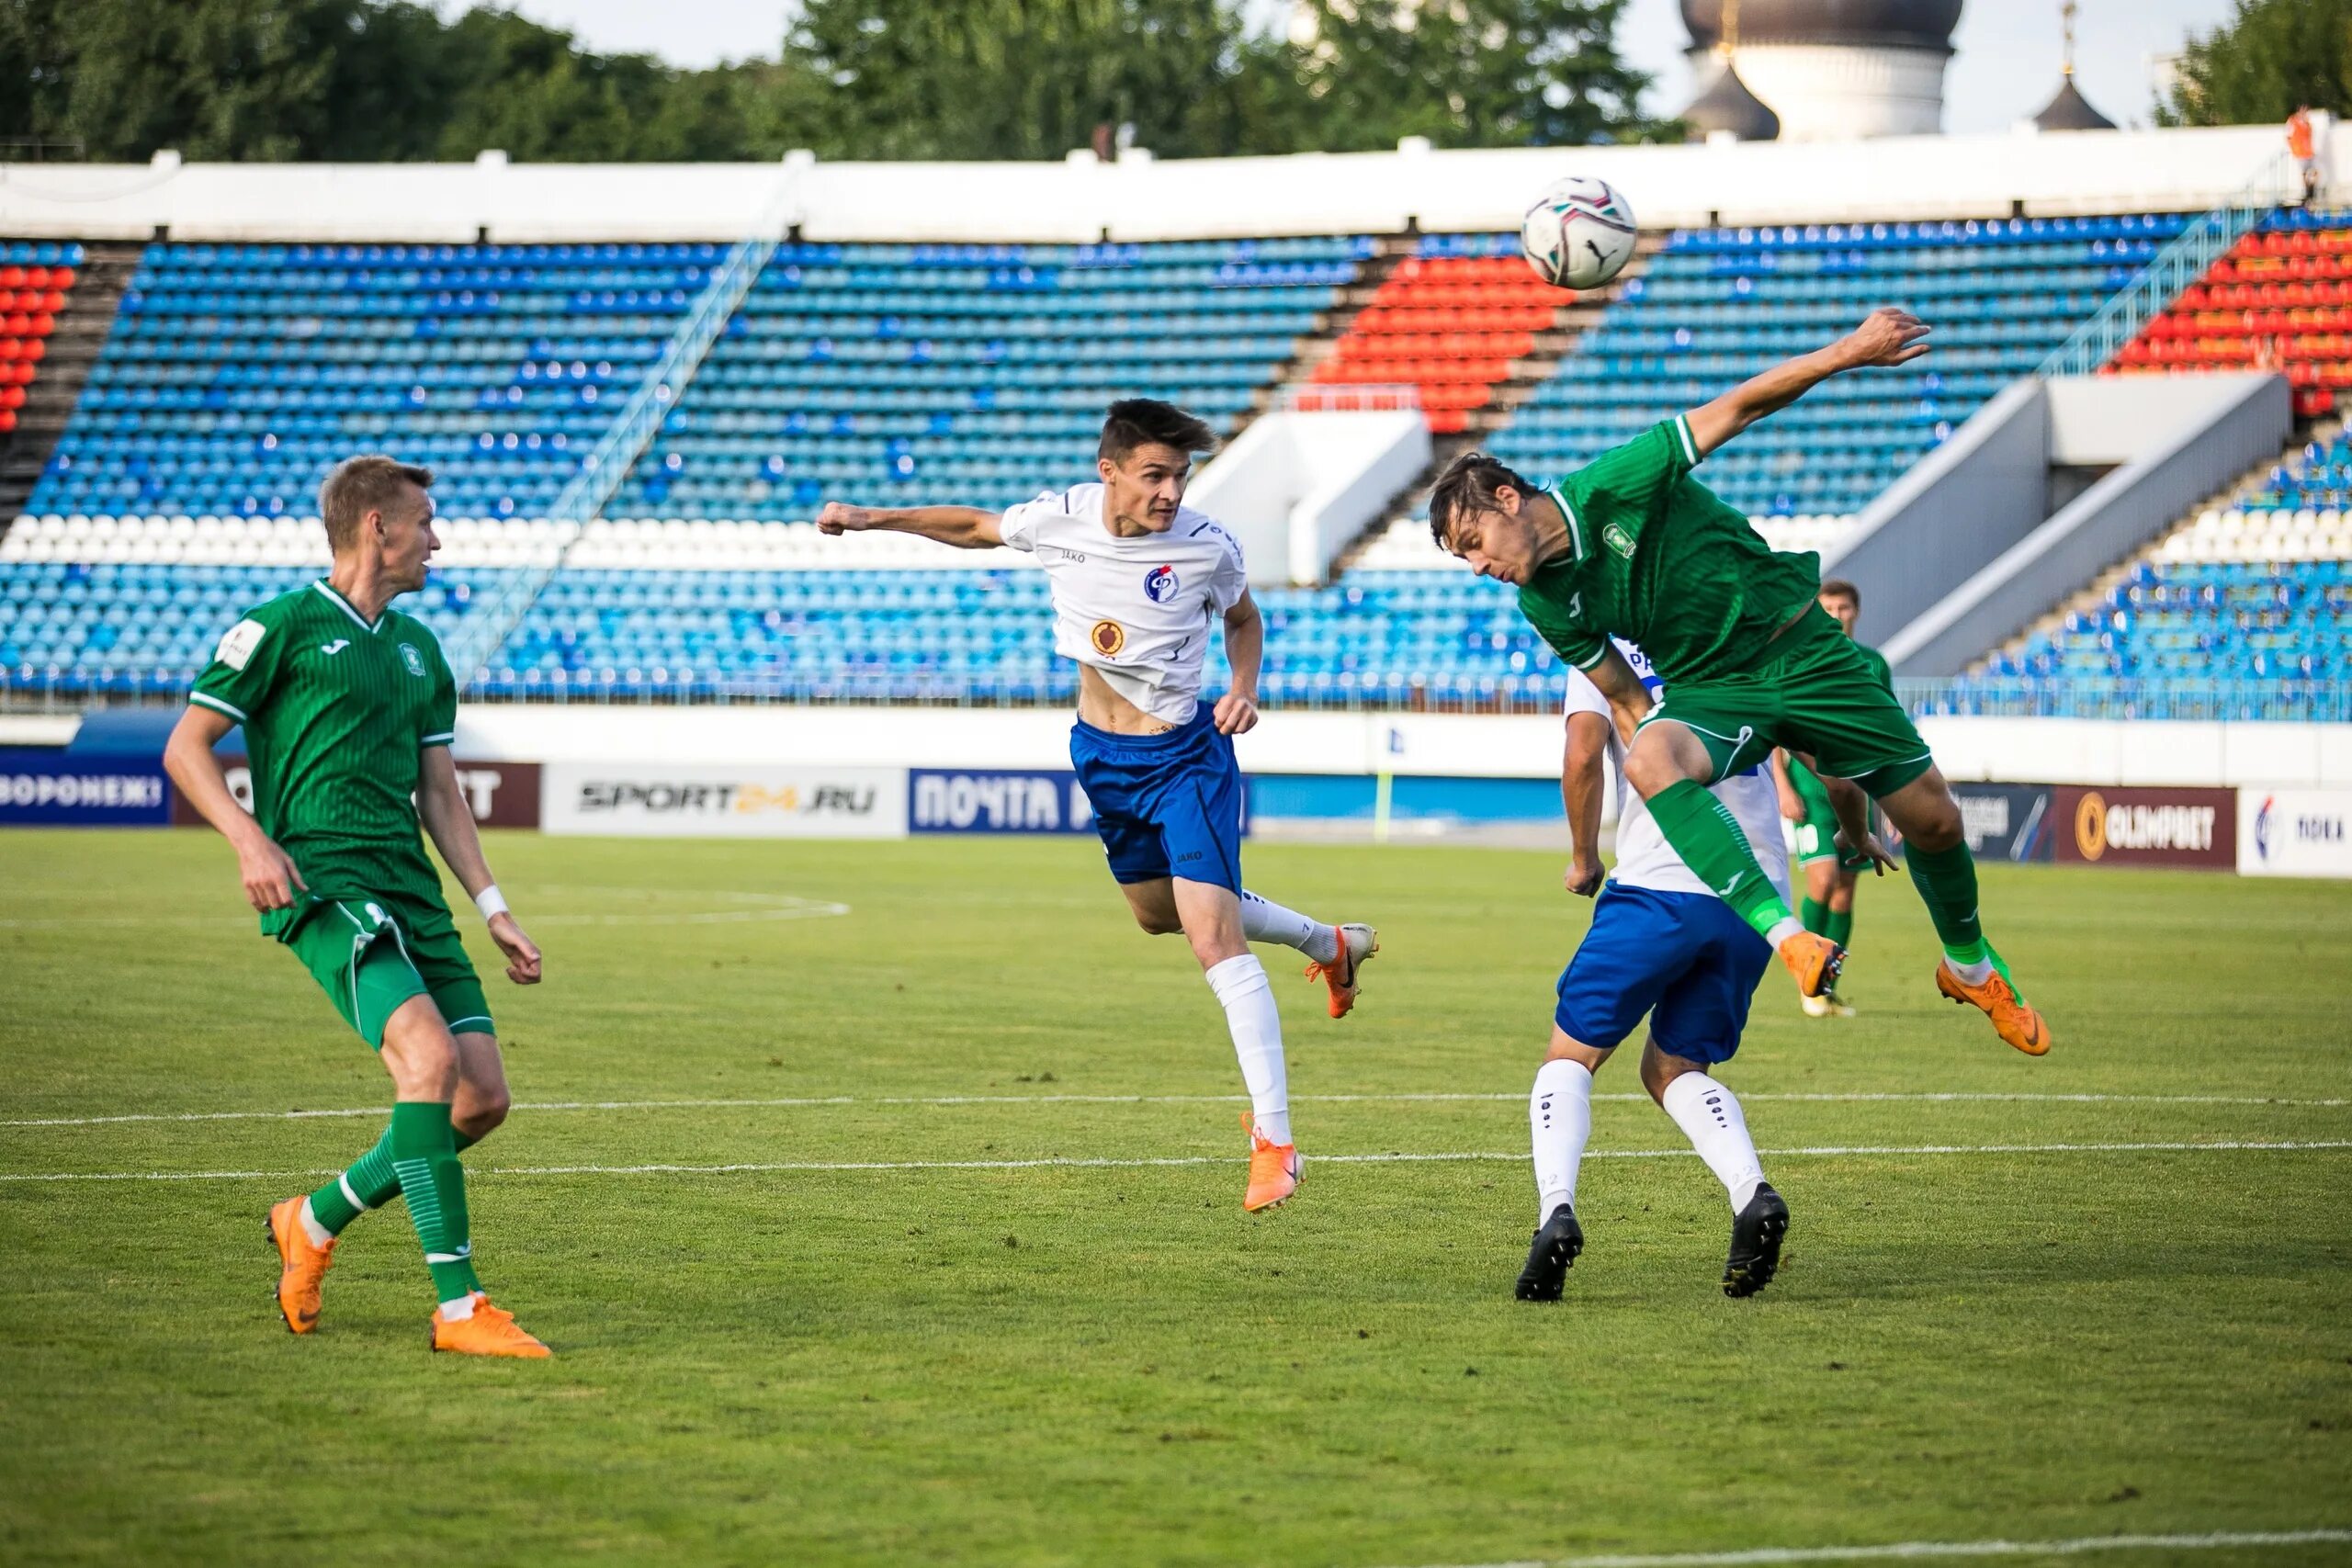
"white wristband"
474,885,509,922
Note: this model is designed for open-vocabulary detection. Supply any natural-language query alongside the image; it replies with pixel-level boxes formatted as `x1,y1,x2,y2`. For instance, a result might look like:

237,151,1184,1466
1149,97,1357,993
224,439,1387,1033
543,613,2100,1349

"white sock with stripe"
1239,890,1340,965
1530,1058,1593,1221
1205,953,1290,1145
1660,1071,1766,1213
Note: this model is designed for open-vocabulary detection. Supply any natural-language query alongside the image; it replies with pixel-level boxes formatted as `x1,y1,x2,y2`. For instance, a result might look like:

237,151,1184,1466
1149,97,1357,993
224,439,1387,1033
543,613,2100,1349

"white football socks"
1659,1071,1766,1213
295,1197,335,1247
1529,1057,1593,1221
1205,953,1291,1145
1239,890,1340,965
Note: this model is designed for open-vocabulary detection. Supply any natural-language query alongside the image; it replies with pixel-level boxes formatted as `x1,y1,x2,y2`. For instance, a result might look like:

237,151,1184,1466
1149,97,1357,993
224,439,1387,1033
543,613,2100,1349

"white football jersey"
1565,638,1792,903
998,484,1250,725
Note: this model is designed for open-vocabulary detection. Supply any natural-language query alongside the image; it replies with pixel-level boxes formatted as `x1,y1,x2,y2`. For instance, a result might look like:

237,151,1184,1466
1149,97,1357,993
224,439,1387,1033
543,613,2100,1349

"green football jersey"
1855,640,1893,693
188,579,457,929
1514,415,1826,685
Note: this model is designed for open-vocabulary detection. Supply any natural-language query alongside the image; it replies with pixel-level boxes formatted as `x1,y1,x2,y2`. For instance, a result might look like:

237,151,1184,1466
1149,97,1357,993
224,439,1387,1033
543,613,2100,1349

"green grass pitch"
3,829,2348,1568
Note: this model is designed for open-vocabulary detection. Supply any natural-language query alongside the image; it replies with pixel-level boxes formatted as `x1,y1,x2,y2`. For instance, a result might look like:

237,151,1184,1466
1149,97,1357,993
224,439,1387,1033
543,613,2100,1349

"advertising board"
543,764,908,838
0,749,171,827
910,770,1094,834
168,758,543,830
2237,788,2352,877
1947,783,2055,863
2051,785,2235,870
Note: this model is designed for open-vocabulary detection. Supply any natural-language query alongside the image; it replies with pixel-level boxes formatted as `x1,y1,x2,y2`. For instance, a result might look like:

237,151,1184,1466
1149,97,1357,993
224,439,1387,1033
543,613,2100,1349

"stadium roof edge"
0,123,2314,244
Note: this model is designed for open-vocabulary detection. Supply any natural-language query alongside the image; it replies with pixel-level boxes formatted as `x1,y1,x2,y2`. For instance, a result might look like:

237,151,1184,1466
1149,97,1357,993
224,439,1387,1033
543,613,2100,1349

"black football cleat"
1515,1202,1584,1302
1723,1183,1790,1299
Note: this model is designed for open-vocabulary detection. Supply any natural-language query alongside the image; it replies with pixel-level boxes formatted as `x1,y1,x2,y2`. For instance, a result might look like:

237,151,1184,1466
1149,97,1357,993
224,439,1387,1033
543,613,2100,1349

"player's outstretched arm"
417,747,541,985
1562,710,1611,897
1684,308,1930,459
815,501,1003,550
1213,589,1263,736
163,705,308,913
1580,642,1655,749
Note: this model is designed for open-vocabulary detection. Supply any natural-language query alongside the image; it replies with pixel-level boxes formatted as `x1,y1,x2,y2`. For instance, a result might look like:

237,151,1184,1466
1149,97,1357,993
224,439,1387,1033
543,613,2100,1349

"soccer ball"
1520,175,1638,291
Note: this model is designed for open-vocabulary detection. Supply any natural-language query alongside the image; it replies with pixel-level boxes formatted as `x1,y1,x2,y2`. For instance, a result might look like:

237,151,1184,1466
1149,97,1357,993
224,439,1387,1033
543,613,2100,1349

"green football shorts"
1635,606,1935,796
275,892,491,1049
1788,754,1878,871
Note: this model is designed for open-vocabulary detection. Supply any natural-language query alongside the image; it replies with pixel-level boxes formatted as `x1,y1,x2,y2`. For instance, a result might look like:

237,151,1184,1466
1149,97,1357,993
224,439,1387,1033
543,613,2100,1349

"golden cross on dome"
2060,0,2079,78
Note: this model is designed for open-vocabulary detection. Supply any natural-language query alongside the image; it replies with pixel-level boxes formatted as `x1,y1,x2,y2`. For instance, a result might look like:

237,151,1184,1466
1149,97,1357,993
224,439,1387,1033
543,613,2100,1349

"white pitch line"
5,1139,2348,1184
5,1090,2343,1132
1383,1526,2352,1568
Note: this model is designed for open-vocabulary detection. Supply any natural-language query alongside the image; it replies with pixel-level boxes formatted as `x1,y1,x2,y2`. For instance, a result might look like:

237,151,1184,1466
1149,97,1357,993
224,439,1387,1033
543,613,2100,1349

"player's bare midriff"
1075,664,1179,735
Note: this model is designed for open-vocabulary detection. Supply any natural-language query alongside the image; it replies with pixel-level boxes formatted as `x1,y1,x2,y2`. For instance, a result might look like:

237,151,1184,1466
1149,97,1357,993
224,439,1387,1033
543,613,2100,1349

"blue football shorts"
1068,707,1244,893
1553,882,1772,1066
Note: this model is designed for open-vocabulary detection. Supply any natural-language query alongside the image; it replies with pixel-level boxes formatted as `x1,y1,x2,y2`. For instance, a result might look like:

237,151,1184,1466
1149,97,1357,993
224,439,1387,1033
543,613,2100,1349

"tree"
1260,0,1657,152
2158,0,2352,127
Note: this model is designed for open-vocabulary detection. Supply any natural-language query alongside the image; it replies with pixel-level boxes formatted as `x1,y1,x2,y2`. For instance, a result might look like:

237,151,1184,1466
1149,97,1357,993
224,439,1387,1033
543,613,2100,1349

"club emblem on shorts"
1091,620,1126,657
1603,523,1636,560
398,642,426,678
1144,563,1180,603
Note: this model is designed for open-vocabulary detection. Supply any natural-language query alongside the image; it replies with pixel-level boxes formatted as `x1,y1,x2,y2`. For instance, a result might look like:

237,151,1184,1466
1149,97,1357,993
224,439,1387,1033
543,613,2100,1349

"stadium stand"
1309,234,1574,435
2109,208,2352,418
600,238,1371,520
7,204,2341,716
0,242,75,440
1493,215,2188,522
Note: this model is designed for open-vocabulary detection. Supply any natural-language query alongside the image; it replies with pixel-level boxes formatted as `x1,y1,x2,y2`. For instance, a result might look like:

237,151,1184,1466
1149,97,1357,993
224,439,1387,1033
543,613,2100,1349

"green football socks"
309,1123,481,1236
388,1100,481,1304
1799,895,1830,936
1826,907,1853,949
1904,839,1987,965
1648,778,1795,942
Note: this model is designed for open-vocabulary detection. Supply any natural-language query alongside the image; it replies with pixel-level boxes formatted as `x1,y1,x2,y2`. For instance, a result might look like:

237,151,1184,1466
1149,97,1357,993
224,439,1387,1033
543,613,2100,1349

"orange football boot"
1936,963,2052,1055
430,1295,552,1359
1240,1111,1301,1213
1777,931,1844,998
1305,923,1380,1019
266,1196,335,1335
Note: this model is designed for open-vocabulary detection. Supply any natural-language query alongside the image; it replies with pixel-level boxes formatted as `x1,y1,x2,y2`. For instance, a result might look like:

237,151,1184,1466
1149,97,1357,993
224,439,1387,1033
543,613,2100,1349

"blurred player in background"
1429,309,2050,1057
163,457,550,1359
1519,635,1878,1302
817,399,1377,1213
1772,579,1889,1019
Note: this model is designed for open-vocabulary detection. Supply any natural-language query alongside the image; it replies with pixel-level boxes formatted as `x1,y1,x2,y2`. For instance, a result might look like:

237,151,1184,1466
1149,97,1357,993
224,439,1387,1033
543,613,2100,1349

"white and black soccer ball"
1520,175,1638,291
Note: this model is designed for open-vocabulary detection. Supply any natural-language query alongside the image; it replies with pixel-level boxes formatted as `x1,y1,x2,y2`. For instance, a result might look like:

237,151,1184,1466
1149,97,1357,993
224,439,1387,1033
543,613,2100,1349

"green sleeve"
187,604,287,726
421,633,458,749
1560,417,1700,559
1517,583,1609,671
1859,643,1894,694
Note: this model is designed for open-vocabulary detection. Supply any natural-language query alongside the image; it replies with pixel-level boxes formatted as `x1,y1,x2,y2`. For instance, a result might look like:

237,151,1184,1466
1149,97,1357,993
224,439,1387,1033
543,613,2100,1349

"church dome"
2032,77,2116,131
1682,0,1962,53
1684,57,1782,142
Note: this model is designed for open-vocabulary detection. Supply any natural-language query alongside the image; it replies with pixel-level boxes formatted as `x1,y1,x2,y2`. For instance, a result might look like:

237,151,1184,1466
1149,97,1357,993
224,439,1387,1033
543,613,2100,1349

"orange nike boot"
1305,923,1380,1019
1240,1111,1300,1213
1777,931,1844,999
1936,962,2051,1055
266,1196,336,1335
430,1295,552,1359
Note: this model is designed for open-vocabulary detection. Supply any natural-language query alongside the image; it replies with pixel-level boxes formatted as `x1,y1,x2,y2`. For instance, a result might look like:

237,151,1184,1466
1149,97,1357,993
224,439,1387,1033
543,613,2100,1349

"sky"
432,0,2242,136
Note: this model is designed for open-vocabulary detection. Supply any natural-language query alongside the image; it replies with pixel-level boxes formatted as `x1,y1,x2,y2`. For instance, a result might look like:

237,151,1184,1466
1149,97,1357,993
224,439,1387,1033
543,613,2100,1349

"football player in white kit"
816,399,1378,1213
1517,638,1885,1301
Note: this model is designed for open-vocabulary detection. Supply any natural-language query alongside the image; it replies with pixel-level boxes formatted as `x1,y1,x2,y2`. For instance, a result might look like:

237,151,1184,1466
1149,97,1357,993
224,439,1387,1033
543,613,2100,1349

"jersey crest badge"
216,619,267,671
1090,620,1126,657
398,642,426,678
1143,563,1180,603
1602,523,1636,559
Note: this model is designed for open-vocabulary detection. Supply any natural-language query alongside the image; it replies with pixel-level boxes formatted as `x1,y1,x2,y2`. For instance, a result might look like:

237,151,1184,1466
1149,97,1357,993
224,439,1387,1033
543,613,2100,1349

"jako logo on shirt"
1144,564,1180,603
399,643,426,678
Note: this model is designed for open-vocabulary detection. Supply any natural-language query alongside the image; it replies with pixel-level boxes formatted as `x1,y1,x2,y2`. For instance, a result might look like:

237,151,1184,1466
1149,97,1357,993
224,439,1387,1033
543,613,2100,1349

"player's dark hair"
321,455,434,553
1819,578,1861,608
1428,451,1537,547
1099,399,1216,464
